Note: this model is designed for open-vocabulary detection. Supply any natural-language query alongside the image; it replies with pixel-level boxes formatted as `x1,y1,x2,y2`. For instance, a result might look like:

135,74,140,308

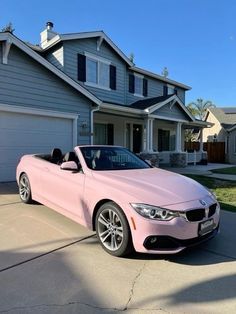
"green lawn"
184,174,236,213
211,166,236,175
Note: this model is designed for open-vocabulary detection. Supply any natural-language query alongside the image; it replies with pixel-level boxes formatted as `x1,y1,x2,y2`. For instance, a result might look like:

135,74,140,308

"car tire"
95,202,133,257
19,173,33,204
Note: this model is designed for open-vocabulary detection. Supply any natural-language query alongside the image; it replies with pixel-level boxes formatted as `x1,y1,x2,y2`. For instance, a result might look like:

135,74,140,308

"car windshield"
80,146,151,171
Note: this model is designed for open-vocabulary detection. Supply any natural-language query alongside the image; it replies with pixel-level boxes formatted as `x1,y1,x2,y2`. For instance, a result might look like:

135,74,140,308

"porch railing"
186,150,202,165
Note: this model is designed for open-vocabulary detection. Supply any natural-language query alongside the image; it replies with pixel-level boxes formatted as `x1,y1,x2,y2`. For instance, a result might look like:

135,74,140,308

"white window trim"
85,81,111,91
0,103,79,147
84,52,111,90
134,73,144,79
85,52,111,65
133,73,144,97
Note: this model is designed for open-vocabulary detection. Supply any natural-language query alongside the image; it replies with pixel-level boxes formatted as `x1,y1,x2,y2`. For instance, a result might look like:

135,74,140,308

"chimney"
40,21,58,48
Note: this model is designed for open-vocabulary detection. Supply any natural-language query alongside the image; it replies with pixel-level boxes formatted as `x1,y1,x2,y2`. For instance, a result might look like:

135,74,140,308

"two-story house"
0,22,208,182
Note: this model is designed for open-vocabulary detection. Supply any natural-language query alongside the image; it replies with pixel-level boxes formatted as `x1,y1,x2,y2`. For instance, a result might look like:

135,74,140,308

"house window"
94,123,114,145
134,75,143,96
158,129,170,151
129,73,148,97
86,57,110,88
87,59,97,84
78,53,116,90
163,85,177,96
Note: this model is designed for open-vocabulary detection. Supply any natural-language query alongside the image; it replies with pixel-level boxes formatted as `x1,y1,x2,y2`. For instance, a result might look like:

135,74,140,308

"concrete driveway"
0,182,236,314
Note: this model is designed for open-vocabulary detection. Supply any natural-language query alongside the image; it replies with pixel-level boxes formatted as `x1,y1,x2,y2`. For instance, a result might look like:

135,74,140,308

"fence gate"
185,142,225,163
203,142,225,163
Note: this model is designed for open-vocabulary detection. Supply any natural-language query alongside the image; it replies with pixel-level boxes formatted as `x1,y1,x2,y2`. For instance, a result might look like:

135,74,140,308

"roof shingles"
210,107,236,130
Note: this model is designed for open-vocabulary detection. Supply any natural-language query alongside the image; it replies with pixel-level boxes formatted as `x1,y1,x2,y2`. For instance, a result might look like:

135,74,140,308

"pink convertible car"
17,146,220,257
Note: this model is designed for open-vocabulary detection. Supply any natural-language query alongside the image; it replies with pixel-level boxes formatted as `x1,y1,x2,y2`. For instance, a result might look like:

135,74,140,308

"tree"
2,22,14,33
161,67,169,78
129,52,135,64
187,98,215,120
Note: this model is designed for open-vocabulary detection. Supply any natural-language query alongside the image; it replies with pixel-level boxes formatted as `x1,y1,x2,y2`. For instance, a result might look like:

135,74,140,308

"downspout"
90,104,100,145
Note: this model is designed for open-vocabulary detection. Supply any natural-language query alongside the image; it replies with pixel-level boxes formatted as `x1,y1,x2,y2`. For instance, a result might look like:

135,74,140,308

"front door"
126,123,142,153
133,124,142,153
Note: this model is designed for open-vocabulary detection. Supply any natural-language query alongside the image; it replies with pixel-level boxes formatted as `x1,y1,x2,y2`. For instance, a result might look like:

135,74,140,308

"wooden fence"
185,142,225,163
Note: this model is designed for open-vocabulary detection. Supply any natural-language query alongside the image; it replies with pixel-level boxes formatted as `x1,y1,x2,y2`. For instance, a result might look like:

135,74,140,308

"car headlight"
130,203,179,221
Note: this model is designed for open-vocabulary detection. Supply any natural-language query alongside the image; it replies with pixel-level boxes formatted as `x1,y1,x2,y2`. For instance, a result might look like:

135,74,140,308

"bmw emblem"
199,199,207,206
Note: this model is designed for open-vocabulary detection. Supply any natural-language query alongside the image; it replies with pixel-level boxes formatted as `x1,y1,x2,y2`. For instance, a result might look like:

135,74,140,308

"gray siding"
126,73,186,106
45,44,64,70
176,87,185,103
63,38,126,105
0,44,93,145
126,75,162,105
153,103,191,121
45,37,187,107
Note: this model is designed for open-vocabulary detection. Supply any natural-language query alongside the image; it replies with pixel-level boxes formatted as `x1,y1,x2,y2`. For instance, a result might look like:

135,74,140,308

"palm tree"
187,98,215,120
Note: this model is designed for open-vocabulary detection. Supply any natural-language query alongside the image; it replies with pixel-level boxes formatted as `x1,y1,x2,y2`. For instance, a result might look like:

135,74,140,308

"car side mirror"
60,161,78,171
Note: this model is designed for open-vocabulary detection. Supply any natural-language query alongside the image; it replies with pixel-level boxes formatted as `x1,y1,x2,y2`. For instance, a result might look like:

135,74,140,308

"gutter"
101,102,143,115
90,105,100,145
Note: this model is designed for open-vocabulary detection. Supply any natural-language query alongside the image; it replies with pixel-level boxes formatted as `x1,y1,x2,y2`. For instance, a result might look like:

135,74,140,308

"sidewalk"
163,163,236,181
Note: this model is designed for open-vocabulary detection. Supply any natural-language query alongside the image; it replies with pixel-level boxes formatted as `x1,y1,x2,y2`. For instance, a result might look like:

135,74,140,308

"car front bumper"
129,202,220,254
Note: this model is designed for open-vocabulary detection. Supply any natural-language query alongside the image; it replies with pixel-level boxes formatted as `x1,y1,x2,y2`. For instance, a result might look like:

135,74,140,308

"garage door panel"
0,129,72,146
0,111,74,182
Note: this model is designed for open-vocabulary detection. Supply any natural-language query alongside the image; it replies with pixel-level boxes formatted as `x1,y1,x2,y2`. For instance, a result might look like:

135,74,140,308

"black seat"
63,151,77,163
51,148,62,164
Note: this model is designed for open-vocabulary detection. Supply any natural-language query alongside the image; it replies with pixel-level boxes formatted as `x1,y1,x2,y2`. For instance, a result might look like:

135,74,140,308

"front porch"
92,95,209,167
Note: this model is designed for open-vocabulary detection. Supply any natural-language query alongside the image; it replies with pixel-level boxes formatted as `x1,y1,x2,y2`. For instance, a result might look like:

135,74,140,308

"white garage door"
0,109,75,182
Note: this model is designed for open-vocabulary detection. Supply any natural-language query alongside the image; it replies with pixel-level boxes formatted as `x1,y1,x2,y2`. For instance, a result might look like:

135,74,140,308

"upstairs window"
129,73,148,97
78,53,116,90
163,84,177,96
87,58,97,84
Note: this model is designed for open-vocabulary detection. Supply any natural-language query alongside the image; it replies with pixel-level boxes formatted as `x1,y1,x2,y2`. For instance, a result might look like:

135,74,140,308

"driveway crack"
123,261,146,311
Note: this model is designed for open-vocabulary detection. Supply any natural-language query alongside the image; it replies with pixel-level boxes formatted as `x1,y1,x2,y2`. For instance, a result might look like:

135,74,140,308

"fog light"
150,237,157,244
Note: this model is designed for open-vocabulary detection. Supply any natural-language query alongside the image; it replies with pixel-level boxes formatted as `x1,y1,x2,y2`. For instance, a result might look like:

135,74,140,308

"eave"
130,66,191,91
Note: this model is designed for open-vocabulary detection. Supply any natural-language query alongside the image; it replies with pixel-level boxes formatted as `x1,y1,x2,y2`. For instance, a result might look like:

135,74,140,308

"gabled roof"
130,95,173,110
208,107,236,130
39,29,190,90
130,66,191,91
130,94,195,121
40,31,134,67
0,32,101,106
102,98,210,127
228,124,236,132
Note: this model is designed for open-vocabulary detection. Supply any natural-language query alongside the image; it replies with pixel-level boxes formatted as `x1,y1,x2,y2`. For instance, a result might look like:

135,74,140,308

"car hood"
92,168,212,207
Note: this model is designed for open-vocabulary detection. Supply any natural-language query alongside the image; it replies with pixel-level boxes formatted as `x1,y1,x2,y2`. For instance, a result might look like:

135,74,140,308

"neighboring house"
0,22,208,182
203,107,236,164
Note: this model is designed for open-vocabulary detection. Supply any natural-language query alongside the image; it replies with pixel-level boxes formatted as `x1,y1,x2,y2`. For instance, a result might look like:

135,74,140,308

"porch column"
175,122,182,152
199,128,204,152
145,118,154,152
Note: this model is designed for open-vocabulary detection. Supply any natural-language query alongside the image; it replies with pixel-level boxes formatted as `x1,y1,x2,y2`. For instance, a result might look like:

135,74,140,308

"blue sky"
1,0,236,107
